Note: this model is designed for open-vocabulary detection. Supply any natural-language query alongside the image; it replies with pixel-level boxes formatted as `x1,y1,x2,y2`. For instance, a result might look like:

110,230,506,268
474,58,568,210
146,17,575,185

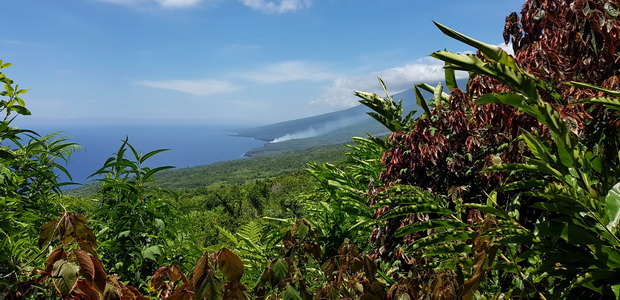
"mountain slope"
236,89,418,156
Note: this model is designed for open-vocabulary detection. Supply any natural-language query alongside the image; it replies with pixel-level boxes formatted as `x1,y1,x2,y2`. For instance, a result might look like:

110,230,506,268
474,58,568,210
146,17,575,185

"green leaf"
593,245,620,269
142,245,162,262
485,159,563,178
477,93,531,110
296,221,309,240
153,218,165,232
378,204,452,220
566,81,620,97
536,220,602,244
605,182,620,232
197,270,222,300
414,86,432,117
51,259,79,297
143,165,175,181
272,259,289,283
445,67,458,90
431,51,538,98
416,82,450,102
576,97,620,111
433,21,519,70
497,179,547,192
10,105,31,115
395,219,467,237
433,82,444,105
282,284,303,300
422,244,471,257
408,231,477,252
520,130,553,162
530,202,585,218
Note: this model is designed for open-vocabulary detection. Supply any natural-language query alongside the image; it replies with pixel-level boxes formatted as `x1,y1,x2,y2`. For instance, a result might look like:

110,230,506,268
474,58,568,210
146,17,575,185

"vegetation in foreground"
1,0,620,298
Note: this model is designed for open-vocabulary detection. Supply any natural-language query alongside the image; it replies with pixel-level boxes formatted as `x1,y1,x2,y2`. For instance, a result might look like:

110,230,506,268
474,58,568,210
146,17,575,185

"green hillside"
66,142,349,195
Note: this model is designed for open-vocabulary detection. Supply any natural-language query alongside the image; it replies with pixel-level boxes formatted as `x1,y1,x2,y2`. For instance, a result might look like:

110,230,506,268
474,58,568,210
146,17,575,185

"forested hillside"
67,143,347,195
2,0,620,299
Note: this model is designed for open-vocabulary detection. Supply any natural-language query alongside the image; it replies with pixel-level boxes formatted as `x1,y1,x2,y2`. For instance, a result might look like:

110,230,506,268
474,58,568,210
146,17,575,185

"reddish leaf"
217,248,244,283
104,276,122,300
223,281,246,300
78,241,99,258
190,252,212,289
75,279,101,300
150,264,187,297
74,249,95,283
166,289,193,300
73,214,98,247
39,219,59,248
91,255,108,293
46,248,68,273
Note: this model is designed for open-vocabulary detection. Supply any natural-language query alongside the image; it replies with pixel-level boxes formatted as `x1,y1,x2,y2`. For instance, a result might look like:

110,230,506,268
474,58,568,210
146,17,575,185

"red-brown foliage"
372,0,620,272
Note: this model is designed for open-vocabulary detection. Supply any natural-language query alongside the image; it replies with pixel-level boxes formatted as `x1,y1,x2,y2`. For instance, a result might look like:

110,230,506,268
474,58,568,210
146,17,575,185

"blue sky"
2,0,523,126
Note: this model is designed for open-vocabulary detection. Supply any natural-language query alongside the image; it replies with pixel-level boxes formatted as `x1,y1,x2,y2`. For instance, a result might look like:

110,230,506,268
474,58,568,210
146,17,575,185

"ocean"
27,124,266,185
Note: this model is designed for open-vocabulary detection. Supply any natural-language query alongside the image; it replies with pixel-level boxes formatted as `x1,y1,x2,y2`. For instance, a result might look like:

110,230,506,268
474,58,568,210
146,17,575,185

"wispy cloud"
311,57,467,108
239,0,311,13
138,79,240,96
238,61,333,84
96,0,205,9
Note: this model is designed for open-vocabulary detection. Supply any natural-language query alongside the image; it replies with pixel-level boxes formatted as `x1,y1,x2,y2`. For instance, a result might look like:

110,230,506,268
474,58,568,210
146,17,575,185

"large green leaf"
414,85,432,117
444,67,458,90
575,97,620,111
605,182,620,232
433,21,519,69
51,259,79,297
485,160,563,178
566,81,620,97
272,259,289,283
593,245,620,269
477,93,531,110
536,220,602,244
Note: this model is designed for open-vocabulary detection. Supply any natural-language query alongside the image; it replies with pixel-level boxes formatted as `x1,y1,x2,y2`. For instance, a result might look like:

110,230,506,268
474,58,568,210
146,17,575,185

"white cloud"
138,79,240,96
238,61,333,84
312,58,468,108
96,0,204,9
499,42,515,56
239,0,311,13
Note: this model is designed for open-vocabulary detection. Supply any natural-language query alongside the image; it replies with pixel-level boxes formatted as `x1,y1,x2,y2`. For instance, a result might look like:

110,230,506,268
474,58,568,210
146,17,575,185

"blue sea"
28,124,266,185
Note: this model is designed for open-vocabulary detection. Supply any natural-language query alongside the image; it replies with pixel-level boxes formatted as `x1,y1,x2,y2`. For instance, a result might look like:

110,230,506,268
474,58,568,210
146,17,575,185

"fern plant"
216,219,282,285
